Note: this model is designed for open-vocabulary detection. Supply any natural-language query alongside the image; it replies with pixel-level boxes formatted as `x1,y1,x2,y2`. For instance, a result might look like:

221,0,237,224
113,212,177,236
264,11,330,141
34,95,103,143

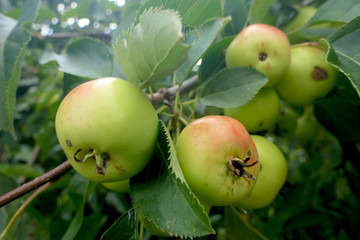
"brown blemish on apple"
312,66,328,81
115,165,126,172
66,139,72,147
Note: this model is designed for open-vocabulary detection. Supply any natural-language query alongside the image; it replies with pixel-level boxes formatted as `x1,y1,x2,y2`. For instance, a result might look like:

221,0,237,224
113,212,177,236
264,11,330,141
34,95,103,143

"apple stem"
73,149,110,175
95,152,110,175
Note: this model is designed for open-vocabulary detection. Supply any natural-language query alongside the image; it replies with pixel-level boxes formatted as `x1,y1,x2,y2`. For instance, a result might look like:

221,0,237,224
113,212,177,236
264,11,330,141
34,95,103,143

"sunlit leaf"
114,8,189,88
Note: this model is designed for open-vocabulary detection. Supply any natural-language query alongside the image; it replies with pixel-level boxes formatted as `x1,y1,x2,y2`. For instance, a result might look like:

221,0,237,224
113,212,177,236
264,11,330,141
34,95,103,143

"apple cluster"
224,23,338,135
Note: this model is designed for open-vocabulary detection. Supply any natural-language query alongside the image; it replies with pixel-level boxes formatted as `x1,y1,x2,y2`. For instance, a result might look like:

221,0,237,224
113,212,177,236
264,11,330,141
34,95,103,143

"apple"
283,6,345,43
224,87,281,133
275,104,299,136
294,106,328,146
55,77,158,183
102,179,130,193
282,6,318,44
225,23,291,85
175,115,260,206
236,135,287,209
274,43,338,106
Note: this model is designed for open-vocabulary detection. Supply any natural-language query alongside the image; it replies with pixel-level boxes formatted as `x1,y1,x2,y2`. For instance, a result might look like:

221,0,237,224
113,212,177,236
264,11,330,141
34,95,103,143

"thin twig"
0,161,72,208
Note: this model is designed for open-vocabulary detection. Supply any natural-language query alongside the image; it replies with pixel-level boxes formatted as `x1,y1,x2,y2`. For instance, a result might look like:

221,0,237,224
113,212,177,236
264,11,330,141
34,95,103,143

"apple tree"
0,0,359,239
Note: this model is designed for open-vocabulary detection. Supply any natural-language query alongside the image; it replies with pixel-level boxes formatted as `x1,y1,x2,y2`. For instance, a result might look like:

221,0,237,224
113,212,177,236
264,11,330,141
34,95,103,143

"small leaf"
324,16,360,96
114,8,190,88
130,121,214,238
223,0,248,36
249,0,276,24
175,17,231,84
200,67,268,108
40,37,123,79
100,208,138,240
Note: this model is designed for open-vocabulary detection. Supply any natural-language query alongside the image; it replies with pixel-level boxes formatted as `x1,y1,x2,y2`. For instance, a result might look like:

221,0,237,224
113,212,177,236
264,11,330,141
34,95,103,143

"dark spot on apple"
259,52,267,61
66,140,72,147
260,164,263,171
312,66,328,81
247,150,251,157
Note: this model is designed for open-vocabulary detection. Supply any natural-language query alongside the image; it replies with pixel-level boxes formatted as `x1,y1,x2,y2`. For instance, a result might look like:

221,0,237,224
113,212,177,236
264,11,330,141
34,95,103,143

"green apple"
225,23,291,85
282,6,318,44
175,115,260,206
275,104,299,136
102,179,130,193
275,43,338,106
236,135,287,209
294,106,328,146
55,78,158,183
224,87,281,133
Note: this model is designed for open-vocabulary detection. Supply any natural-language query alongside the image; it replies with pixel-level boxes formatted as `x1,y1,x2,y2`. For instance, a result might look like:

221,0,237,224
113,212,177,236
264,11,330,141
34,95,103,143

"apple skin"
224,87,281,133
102,179,130,193
225,23,291,86
236,135,287,209
274,43,338,106
55,78,158,183
175,115,260,206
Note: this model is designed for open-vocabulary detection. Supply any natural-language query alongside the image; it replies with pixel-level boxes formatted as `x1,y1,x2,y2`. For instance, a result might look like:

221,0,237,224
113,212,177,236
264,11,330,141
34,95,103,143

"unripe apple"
236,135,287,209
175,115,260,206
102,179,130,193
225,24,291,85
275,43,338,106
55,78,158,183
282,6,318,44
294,106,328,146
224,87,281,133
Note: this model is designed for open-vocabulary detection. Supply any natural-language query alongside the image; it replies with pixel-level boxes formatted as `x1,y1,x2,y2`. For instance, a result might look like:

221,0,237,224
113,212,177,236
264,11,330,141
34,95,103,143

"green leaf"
40,37,123,80
315,75,360,143
200,67,268,108
61,177,96,240
130,121,214,238
223,0,249,36
175,17,231,84
309,0,360,24
199,36,234,82
248,0,275,24
100,208,138,240
114,8,190,88
0,0,40,137
137,0,223,28
224,206,269,240
324,17,360,96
